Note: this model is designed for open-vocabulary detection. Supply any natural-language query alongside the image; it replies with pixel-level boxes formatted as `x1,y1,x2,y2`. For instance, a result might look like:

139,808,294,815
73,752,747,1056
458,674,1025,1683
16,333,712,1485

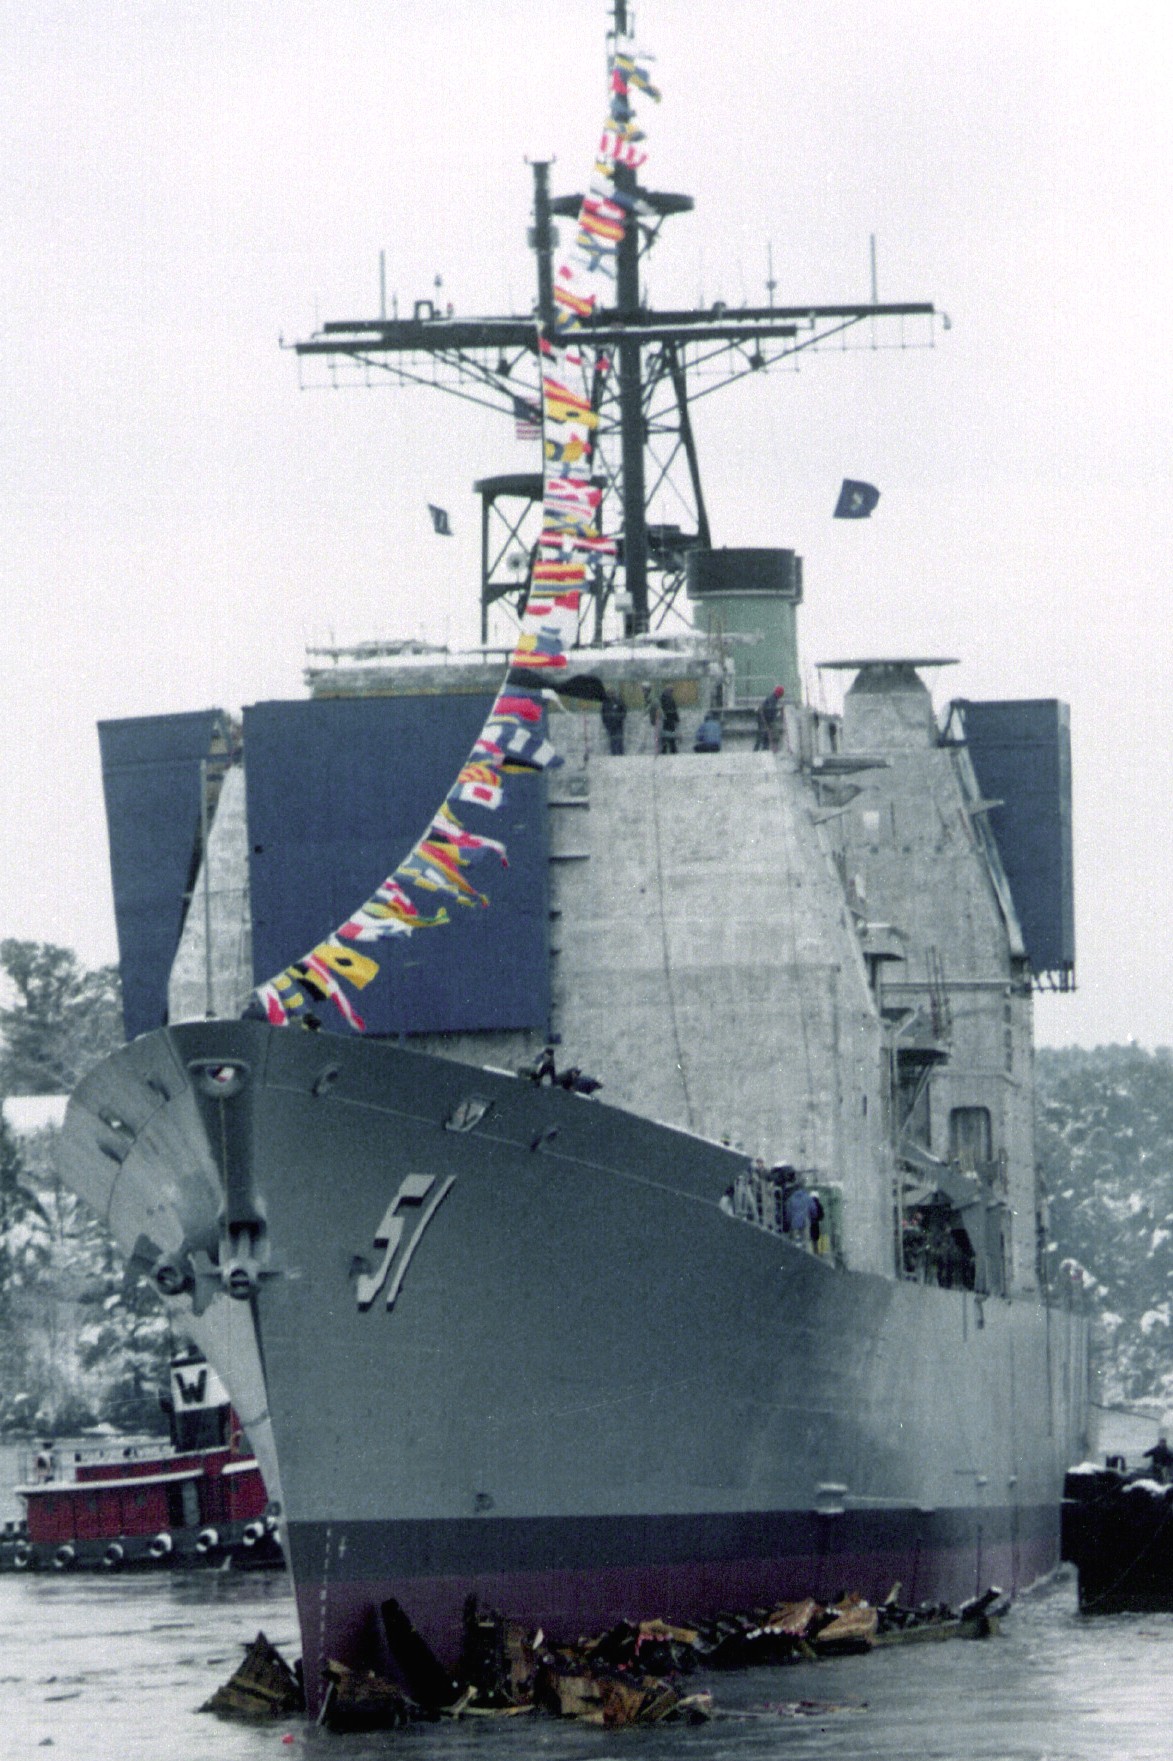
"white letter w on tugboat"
355,1173,455,1311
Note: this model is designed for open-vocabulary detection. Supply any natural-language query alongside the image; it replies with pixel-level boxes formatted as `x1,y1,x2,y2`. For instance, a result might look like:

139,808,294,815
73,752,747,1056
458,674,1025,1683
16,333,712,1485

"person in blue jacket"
693,712,722,752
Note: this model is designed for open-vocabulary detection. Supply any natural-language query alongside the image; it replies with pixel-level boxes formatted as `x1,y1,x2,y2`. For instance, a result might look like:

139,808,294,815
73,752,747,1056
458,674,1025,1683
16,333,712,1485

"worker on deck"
601,690,627,755
527,1045,558,1085
1143,1436,1173,1482
658,687,680,754
755,685,785,751
783,1177,819,1249
693,711,722,752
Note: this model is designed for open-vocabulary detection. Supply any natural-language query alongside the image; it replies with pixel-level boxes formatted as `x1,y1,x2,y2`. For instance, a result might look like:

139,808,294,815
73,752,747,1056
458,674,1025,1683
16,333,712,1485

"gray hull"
62,1019,1086,1710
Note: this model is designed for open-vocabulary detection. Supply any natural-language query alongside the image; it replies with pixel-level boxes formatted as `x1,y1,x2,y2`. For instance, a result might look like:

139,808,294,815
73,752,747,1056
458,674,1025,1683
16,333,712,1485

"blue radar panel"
960,698,1075,988
99,710,228,1041
244,695,551,1036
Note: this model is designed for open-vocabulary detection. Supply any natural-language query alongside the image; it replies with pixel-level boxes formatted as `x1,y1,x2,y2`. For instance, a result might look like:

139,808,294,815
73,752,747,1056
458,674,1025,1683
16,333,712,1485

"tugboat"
2,1351,280,1572
1062,1442,1173,1612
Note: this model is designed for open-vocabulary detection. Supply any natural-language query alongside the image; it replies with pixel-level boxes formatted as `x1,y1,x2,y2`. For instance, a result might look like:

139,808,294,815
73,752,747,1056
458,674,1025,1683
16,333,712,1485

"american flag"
512,396,542,440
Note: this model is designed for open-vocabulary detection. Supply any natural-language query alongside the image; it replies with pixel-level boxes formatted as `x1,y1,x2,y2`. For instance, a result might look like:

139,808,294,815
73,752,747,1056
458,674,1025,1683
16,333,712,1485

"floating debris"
380,1597,464,1713
317,1662,416,1734
458,1597,543,1705
813,1593,880,1654
725,1699,867,1720
201,1632,303,1721
533,1658,710,1727
874,1585,1008,1644
207,1584,1004,1733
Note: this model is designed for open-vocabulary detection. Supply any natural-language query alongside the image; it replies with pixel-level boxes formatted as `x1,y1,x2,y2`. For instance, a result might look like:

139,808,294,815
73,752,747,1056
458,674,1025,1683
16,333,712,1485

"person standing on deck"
601,690,627,755
755,685,785,751
784,1178,819,1249
658,687,680,753
1143,1437,1173,1482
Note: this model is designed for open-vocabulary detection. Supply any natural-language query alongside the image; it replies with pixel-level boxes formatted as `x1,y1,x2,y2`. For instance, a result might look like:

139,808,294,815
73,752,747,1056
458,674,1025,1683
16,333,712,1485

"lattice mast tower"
292,1,935,643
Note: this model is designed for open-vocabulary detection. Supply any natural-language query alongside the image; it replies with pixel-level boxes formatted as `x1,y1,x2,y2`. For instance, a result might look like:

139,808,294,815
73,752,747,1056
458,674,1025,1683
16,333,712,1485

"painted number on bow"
355,1173,455,1311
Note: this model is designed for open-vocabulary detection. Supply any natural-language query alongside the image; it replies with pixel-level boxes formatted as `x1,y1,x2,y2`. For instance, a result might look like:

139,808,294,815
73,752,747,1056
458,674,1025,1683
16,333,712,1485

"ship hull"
287,1506,1058,1682
61,1020,1087,1711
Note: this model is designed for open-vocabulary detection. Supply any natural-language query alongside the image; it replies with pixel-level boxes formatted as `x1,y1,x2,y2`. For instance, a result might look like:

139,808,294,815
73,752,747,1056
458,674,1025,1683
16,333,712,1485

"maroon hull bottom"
290,1510,1059,1710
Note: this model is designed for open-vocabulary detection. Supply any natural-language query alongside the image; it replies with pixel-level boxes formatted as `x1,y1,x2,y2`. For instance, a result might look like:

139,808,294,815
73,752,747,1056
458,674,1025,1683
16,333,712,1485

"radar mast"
291,8,936,640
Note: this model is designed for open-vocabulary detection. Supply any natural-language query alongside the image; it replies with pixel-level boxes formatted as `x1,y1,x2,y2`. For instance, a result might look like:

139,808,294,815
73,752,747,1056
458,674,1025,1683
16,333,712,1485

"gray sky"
2,1,1170,1049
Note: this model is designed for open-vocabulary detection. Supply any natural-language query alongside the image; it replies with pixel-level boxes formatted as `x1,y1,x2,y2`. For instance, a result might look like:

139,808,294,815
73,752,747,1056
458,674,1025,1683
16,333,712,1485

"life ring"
195,1526,219,1556
241,1520,265,1547
13,1541,33,1570
102,1541,125,1570
148,1531,173,1559
53,1543,76,1570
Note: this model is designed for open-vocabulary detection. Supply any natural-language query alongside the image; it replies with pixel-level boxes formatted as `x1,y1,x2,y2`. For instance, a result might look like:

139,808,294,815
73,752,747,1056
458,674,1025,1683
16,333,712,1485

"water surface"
2,1571,1169,1761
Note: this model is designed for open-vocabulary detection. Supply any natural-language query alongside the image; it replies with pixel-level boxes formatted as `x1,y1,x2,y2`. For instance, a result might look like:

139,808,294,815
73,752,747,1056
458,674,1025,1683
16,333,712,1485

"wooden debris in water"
813,1592,880,1654
458,1596,542,1706
257,1583,1007,1734
200,1632,303,1721
380,1597,463,1712
534,1659,710,1726
317,1662,416,1733
874,1585,1008,1645
762,1597,822,1639
597,1674,683,1727
538,1665,603,1722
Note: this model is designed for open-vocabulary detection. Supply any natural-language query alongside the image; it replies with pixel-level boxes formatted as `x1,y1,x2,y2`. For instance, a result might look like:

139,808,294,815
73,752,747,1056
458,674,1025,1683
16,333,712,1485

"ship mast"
610,0,648,630
291,11,936,641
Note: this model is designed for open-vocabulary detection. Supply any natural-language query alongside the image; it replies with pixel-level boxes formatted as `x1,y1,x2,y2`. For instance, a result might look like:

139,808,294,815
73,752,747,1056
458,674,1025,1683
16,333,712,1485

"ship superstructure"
95,627,1072,1298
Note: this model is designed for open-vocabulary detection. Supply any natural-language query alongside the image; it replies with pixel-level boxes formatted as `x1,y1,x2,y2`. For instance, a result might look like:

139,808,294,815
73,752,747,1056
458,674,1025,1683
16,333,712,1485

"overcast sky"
2,1,1170,1049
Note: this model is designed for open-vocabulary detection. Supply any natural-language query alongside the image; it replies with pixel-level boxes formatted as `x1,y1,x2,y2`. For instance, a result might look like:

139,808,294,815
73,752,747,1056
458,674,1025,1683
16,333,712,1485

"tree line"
0,940,167,1434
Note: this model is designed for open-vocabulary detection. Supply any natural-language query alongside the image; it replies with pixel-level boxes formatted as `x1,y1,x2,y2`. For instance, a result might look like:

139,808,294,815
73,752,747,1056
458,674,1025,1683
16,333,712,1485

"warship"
59,7,1086,1711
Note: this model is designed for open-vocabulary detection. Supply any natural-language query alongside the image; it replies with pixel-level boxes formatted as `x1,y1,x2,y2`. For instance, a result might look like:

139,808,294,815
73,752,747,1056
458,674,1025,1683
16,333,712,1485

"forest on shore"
0,941,164,1433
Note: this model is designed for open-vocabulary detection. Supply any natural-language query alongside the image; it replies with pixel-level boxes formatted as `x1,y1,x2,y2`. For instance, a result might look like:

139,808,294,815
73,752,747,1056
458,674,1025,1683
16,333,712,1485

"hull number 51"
355,1173,455,1311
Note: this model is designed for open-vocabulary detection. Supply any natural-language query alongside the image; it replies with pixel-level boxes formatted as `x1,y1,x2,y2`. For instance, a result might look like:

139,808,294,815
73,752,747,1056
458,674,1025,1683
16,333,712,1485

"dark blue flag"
512,397,542,440
834,480,881,519
428,503,452,536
